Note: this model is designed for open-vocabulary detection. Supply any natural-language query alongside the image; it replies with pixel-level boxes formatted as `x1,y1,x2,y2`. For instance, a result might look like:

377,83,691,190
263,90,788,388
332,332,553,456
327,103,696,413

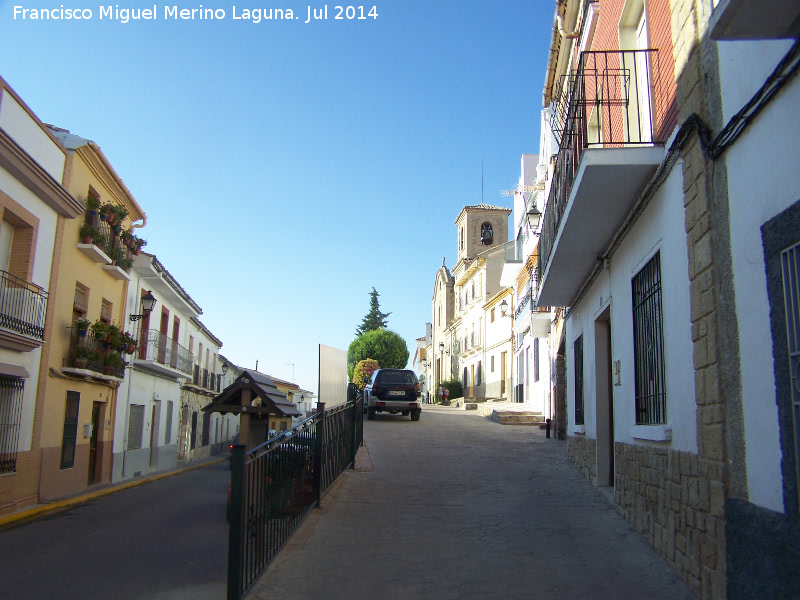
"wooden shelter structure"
202,370,302,449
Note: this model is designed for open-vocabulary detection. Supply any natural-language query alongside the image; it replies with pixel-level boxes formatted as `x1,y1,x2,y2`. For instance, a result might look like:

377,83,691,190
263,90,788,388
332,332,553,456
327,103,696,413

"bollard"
545,418,551,439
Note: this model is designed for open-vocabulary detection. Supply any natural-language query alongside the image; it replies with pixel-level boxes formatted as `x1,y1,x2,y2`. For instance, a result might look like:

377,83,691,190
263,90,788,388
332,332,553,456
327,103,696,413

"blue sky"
0,0,554,393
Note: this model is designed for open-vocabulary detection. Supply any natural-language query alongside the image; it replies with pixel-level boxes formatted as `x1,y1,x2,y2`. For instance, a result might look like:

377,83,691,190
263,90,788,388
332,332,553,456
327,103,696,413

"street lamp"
129,290,156,322
221,361,229,376
499,299,509,317
527,204,542,233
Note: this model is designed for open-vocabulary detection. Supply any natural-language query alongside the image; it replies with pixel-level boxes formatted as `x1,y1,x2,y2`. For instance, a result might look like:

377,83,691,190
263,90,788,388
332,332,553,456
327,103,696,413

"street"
0,460,230,600
249,405,696,600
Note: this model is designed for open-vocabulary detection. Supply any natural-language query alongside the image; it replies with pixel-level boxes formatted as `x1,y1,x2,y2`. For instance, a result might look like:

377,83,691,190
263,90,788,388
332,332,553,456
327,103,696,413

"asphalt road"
248,405,696,600
0,460,231,600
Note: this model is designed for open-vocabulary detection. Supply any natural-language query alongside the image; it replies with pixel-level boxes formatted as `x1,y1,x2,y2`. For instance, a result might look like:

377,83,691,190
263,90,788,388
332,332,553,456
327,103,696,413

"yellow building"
37,127,146,501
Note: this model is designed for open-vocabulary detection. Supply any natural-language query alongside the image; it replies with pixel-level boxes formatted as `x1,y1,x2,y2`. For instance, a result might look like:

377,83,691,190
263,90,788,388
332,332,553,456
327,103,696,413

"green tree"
352,359,380,390
355,287,391,337
347,329,409,380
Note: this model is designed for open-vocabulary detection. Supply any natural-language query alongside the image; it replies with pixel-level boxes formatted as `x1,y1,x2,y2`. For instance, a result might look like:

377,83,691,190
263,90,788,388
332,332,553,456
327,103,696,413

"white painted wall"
0,108,63,452
0,93,65,182
566,167,697,452
718,39,800,513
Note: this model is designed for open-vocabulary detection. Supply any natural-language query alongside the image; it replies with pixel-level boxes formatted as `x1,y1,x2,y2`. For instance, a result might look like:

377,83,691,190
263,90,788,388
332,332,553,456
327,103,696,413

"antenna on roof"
481,158,484,204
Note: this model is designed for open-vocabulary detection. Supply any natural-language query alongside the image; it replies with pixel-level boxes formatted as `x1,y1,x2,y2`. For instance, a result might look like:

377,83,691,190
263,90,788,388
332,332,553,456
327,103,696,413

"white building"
112,252,231,480
0,77,83,511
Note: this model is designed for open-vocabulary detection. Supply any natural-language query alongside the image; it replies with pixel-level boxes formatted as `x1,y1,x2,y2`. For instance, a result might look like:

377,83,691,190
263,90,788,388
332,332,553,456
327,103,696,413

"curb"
0,456,228,528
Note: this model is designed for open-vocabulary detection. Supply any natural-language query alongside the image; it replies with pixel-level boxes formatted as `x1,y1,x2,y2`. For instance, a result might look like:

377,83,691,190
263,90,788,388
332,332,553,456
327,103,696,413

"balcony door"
0,220,13,273
620,0,654,144
158,308,168,364
635,13,653,143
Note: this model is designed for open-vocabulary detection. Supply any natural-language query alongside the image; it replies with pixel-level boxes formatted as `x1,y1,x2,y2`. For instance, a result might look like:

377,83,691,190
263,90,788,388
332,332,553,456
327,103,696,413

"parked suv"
364,369,422,421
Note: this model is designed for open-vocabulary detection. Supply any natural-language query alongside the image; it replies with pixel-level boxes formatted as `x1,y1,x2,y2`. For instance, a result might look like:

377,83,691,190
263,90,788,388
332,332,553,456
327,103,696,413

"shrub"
352,359,379,390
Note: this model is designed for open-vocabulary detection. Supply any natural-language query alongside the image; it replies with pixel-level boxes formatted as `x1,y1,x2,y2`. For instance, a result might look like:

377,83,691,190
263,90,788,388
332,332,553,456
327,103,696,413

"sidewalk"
246,405,696,600
0,454,228,529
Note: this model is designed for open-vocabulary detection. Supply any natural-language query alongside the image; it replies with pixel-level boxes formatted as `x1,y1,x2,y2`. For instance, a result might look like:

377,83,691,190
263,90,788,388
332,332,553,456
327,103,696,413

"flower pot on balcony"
74,358,88,369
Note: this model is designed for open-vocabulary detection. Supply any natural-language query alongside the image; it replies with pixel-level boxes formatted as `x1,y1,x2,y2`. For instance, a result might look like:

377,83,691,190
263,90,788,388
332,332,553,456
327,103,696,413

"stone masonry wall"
615,442,725,599
567,436,596,483
670,1,727,598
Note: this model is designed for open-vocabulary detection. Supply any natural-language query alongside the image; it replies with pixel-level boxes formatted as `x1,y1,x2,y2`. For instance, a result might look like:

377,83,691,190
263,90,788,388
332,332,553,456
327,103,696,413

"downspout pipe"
543,1,582,107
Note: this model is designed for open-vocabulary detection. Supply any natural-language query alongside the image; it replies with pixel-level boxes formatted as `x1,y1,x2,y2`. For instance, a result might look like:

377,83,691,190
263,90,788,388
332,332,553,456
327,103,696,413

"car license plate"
389,390,405,396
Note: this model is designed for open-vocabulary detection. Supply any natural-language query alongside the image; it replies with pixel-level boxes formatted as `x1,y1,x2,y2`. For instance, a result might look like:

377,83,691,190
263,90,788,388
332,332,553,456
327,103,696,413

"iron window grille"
632,252,667,425
781,241,800,500
574,335,584,425
60,391,80,469
0,376,24,474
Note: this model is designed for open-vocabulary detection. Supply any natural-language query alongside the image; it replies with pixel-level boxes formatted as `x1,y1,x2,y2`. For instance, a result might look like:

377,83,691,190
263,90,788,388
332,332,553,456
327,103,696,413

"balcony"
500,240,523,287
188,364,221,393
538,50,667,307
132,329,194,379
710,0,800,40
0,270,48,352
62,328,127,381
514,270,551,339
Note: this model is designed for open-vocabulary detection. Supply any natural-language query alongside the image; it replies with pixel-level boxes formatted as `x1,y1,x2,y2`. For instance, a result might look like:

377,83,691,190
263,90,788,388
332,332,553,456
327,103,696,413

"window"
462,367,468,389
190,412,197,449
60,392,80,469
100,298,113,323
280,421,288,431
491,355,495,373
165,401,173,445
74,283,88,314
202,412,211,446
0,376,24,473
534,341,540,383
480,222,493,245
574,336,584,425
476,361,482,386
128,405,145,450
491,308,495,323
632,252,666,424
781,241,800,501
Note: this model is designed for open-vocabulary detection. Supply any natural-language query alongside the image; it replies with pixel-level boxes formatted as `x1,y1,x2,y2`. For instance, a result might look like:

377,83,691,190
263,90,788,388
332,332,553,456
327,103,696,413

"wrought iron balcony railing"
63,328,127,379
540,49,666,283
190,364,219,391
137,329,194,375
0,270,48,340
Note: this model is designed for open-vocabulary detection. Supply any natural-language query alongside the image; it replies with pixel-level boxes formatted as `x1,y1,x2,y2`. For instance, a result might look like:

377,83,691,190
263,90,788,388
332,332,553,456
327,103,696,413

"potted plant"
90,320,109,344
101,203,116,225
117,255,133,271
79,224,100,245
86,196,100,217
106,246,124,266
74,317,91,337
73,345,92,369
133,237,147,256
121,228,133,245
106,322,122,349
112,204,128,224
103,351,123,375
121,331,137,354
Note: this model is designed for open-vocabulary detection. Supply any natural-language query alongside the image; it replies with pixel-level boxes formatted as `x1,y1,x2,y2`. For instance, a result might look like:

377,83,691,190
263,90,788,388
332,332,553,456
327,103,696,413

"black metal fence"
227,396,363,600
